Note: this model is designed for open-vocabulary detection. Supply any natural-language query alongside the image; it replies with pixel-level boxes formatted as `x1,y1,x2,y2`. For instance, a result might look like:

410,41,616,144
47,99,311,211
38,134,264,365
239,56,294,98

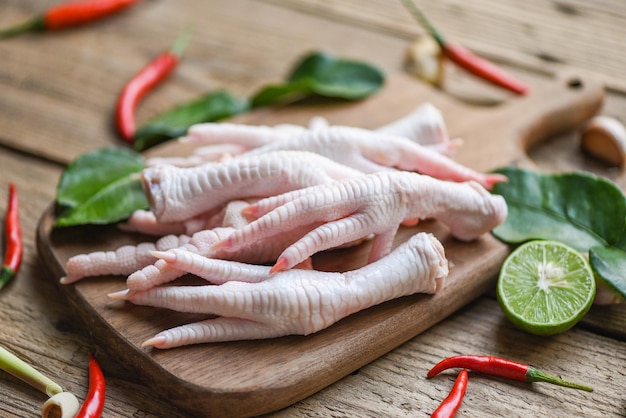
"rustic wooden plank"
0,150,188,418
272,297,626,417
4,0,624,161
0,0,407,164
261,0,626,91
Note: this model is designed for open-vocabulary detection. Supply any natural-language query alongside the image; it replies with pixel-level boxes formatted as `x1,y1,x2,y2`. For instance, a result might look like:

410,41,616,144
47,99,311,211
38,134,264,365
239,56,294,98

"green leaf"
133,90,249,151
55,176,148,227
491,167,626,251
616,217,626,250
56,148,144,209
287,52,335,81
250,80,314,109
589,246,626,298
54,147,148,227
290,52,385,99
251,51,384,108
491,166,626,298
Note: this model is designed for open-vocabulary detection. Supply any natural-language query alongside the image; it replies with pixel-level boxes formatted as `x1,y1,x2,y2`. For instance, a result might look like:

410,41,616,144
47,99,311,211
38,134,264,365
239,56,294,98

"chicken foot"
241,126,505,189
214,171,507,272
111,232,448,347
143,150,362,223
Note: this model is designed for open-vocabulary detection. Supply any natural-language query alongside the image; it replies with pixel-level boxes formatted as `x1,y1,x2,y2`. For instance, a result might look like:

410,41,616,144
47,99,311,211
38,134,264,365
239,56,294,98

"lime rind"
497,240,596,335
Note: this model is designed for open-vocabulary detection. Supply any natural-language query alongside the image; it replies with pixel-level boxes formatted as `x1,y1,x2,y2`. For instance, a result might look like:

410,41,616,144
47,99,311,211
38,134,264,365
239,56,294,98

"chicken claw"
214,171,507,272
114,232,448,347
377,102,455,150
61,234,191,284
142,150,362,223
242,126,505,189
125,224,318,293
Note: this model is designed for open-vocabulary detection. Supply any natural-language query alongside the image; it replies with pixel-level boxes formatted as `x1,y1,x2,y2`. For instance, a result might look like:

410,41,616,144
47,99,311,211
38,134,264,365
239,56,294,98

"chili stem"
169,26,192,58
527,366,593,392
0,17,45,39
400,0,446,48
0,346,63,397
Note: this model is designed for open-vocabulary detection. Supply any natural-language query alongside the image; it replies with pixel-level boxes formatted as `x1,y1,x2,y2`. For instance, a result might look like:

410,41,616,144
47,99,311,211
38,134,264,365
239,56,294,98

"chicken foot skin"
143,150,361,223
61,197,357,289
153,104,452,168
62,221,320,290
120,199,256,237
62,200,257,284
61,234,191,284
215,171,507,272
241,126,505,189
125,224,322,294
112,232,448,348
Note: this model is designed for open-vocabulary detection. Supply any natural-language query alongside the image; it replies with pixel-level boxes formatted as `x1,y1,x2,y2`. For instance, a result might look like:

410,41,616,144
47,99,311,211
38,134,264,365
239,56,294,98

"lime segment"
497,240,596,336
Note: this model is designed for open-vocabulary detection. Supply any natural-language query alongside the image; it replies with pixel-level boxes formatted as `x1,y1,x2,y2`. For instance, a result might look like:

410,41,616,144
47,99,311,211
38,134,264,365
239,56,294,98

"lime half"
497,240,596,336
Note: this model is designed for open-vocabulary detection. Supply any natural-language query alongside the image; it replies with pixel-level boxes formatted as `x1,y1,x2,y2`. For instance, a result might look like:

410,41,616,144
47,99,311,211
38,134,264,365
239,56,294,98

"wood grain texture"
262,0,626,91
35,73,603,417
0,149,188,417
3,0,620,164
0,0,407,164
273,297,626,417
1,1,625,416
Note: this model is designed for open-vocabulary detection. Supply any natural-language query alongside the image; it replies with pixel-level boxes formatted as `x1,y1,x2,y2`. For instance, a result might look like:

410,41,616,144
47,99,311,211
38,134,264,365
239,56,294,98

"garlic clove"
404,35,445,86
580,115,626,167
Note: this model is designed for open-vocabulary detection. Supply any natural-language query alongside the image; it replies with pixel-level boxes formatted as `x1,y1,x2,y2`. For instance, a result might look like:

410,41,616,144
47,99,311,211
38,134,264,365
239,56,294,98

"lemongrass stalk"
0,345,63,396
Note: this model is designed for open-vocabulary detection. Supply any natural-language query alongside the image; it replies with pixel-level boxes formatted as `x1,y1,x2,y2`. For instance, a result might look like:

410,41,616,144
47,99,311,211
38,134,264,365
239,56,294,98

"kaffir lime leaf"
497,240,596,336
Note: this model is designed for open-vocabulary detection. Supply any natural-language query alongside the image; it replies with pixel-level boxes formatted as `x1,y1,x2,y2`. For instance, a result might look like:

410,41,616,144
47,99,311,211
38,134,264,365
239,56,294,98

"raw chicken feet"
214,171,507,272
112,232,448,347
241,126,504,189
143,150,361,223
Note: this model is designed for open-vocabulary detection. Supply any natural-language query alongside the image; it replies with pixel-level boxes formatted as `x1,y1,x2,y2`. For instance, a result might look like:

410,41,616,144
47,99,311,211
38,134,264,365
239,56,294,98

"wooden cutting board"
36,72,603,417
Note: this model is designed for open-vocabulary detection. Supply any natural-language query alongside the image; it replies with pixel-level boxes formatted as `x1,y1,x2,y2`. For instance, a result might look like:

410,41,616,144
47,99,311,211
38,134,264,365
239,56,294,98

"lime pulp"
497,240,596,336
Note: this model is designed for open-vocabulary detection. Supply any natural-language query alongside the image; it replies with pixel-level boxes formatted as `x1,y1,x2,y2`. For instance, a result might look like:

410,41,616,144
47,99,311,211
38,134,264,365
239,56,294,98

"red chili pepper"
75,354,106,418
440,43,529,95
0,0,140,39
115,28,191,143
0,183,22,291
431,369,468,418
427,355,592,392
401,0,529,95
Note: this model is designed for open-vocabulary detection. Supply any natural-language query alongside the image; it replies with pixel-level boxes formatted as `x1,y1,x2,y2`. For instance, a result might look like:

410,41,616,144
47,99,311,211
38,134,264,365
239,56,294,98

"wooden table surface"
1,1,625,417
